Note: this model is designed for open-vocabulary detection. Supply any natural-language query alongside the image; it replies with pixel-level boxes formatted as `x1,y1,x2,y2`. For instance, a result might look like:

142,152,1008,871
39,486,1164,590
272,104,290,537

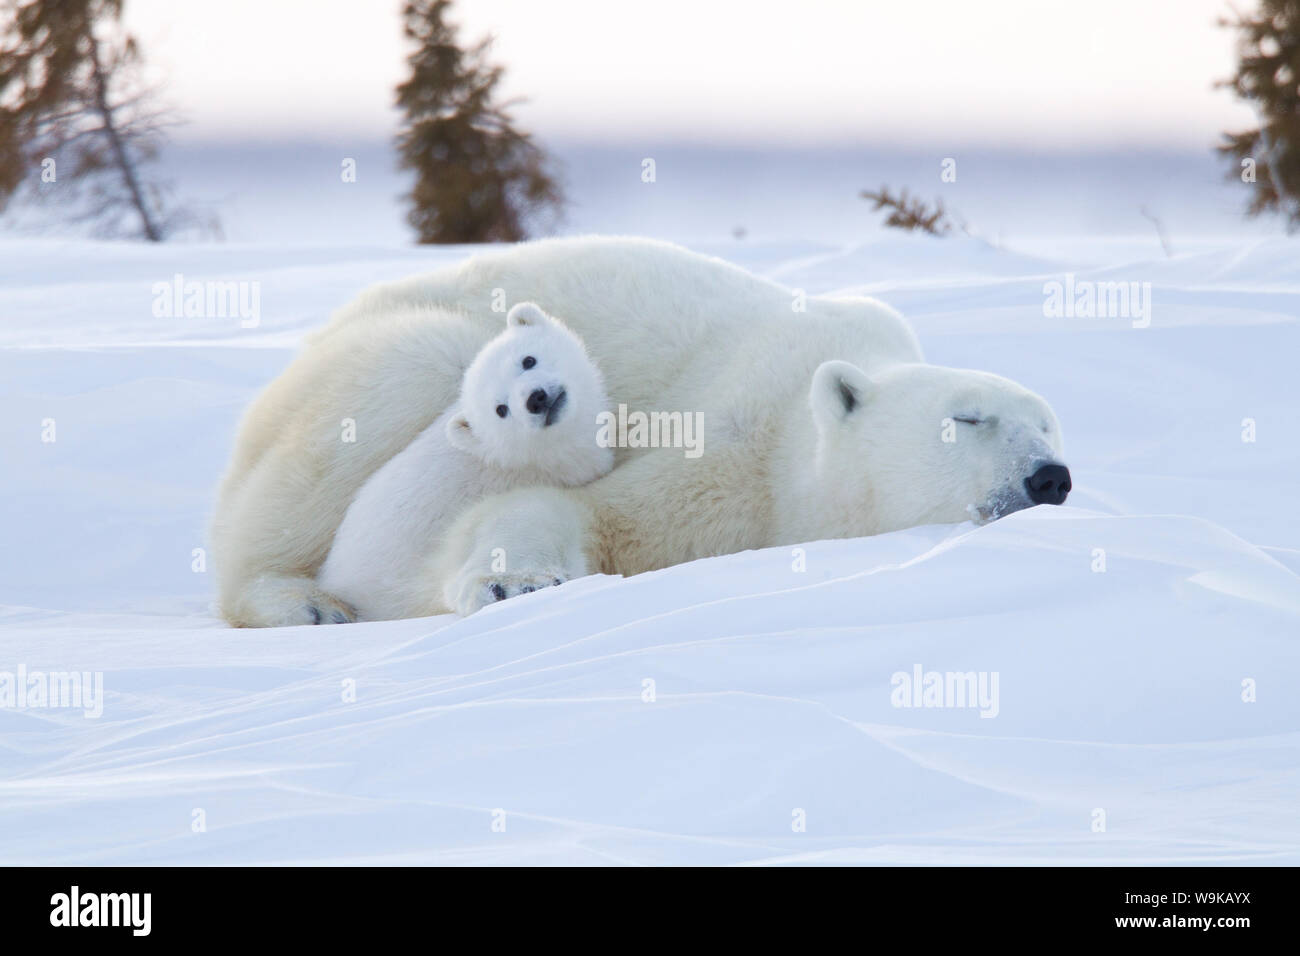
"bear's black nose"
1025,463,1071,505
526,388,549,414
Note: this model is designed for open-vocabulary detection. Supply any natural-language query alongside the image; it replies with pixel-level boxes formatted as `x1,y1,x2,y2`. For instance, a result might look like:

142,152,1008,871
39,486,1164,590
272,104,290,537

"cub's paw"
454,571,568,616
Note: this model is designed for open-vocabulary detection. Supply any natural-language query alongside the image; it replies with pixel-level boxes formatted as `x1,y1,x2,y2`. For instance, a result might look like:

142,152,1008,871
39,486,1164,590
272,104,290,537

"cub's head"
810,360,1070,531
447,302,613,485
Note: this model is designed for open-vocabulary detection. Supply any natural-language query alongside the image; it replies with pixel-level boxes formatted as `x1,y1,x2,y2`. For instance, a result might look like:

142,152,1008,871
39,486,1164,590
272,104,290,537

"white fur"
316,303,612,620
433,360,1065,615
210,237,1066,626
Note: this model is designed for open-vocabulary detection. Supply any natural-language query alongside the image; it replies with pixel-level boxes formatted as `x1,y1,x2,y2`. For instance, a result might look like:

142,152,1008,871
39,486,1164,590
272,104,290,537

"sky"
123,0,1259,150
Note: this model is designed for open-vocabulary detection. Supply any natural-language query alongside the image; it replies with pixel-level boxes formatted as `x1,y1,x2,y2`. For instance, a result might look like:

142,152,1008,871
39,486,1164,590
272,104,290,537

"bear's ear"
445,410,480,454
506,302,549,328
810,360,874,430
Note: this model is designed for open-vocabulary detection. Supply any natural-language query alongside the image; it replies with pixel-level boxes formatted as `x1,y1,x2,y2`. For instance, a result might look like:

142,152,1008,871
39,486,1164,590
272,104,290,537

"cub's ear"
445,410,480,453
506,302,550,328
810,360,874,430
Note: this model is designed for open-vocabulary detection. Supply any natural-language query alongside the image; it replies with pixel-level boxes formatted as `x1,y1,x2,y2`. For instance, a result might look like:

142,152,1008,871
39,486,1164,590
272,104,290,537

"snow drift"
1,235,1296,864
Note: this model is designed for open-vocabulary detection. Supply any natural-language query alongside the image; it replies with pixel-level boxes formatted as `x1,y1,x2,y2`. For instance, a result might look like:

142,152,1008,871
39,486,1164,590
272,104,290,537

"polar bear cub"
317,302,613,621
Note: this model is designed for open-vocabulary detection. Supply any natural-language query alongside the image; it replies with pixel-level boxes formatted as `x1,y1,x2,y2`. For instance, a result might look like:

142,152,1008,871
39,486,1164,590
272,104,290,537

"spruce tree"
0,0,177,240
861,186,954,235
395,0,563,243
1218,0,1300,231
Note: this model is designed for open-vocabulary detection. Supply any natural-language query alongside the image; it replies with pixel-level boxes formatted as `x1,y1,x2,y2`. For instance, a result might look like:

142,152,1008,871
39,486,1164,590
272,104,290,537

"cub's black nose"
1025,463,1071,505
526,388,549,414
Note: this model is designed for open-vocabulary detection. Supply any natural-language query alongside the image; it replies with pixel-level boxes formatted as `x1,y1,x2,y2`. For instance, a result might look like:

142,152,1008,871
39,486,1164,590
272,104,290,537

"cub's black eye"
953,416,982,426
522,356,536,370
496,404,509,418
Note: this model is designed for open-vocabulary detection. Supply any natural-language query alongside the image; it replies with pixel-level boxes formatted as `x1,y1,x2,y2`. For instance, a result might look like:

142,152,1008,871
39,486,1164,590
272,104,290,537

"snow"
1,234,1297,865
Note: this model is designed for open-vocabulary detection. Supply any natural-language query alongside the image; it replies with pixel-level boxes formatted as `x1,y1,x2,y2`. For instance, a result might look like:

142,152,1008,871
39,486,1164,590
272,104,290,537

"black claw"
552,578,563,587
330,610,348,624
307,605,322,625
521,585,535,594
490,583,507,601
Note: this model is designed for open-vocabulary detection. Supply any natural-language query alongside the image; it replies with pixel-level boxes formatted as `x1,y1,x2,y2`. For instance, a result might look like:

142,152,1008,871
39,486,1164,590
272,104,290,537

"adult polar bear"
212,237,1068,626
